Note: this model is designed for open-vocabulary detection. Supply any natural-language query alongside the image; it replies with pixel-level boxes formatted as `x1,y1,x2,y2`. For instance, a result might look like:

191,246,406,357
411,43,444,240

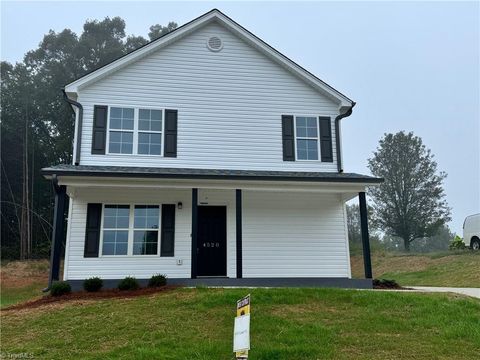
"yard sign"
234,294,251,359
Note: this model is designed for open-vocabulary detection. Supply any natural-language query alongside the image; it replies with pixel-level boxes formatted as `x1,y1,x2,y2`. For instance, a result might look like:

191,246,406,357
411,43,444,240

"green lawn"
351,251,480,287
2,288,479,359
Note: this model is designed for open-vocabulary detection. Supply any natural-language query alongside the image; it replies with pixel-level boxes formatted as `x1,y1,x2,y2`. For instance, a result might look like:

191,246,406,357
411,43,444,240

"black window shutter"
319,116,333,162
84,203,102,257
161,204,175,256
92,105,108,154
282,115,295,161
164,109,178,157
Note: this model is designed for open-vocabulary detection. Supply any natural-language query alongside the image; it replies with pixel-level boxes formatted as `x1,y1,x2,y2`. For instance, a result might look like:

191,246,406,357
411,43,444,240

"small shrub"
50,281,71,297
83,277,103,292
118,276,140,291
449,235,465,250
148,274,167,287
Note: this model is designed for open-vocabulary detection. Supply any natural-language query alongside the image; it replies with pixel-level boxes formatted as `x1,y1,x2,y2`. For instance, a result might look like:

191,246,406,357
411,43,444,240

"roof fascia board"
64,9,353,106
57,176,370,192
42,170,382,185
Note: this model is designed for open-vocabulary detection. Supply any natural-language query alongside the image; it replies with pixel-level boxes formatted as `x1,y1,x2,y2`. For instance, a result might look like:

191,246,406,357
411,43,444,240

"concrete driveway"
409,286,480,299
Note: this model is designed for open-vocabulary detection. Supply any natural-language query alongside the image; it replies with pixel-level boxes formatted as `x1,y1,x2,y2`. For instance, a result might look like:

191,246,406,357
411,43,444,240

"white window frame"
100,204,130,256
106,106,165,157
132,205,161,256
99,204,161,257
294,115,321,161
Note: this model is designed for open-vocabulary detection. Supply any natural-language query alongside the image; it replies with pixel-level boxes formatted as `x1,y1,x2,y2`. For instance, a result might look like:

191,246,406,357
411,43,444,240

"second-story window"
138,109,162,155
107,107,164,156
109,107,134,154
295,116,319,160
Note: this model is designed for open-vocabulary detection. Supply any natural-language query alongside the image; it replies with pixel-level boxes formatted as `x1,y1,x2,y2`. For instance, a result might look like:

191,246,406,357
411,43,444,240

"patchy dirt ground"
3,285,179,311
1,260,50,288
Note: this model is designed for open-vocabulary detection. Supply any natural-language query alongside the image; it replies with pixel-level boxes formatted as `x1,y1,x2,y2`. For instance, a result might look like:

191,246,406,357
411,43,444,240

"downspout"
335,102,356,173
62,89,83,166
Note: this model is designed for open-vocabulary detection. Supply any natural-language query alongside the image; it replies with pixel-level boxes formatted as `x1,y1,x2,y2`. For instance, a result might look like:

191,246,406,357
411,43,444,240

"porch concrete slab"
408,286,480,299
168,277,373,289
67,278,373,291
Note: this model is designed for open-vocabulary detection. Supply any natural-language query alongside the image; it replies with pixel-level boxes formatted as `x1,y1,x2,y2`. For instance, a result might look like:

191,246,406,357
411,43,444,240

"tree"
148,22,178,41
410,225,454,252
346,204,362,244
1,17,177,259
368,131,451,251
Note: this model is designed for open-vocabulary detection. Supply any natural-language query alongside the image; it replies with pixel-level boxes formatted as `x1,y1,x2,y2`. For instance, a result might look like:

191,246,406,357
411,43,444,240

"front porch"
43,165,380,289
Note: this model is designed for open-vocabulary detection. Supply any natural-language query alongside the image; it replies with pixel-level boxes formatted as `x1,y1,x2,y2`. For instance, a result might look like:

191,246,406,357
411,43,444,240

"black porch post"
48,177,67,286
191,188,198,279
236,189,243,278
359,191,373,279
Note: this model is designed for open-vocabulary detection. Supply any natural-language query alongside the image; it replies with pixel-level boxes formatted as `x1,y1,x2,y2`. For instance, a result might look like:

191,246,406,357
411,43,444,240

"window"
101,204,164,256
295,116,319,160
133,206,159,255
108,107,164,156
108,107,134,154
138,109,162,155
102,205,129,255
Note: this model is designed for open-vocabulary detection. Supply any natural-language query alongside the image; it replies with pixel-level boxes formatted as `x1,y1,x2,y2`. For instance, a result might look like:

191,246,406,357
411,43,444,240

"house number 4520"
203,242,220,248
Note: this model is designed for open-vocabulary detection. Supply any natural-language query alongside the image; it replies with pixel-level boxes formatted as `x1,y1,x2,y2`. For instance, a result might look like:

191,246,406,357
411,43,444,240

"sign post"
234,294,251,359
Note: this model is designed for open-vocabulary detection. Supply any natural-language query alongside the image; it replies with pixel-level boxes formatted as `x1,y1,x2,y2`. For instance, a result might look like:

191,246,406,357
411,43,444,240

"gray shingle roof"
42,164,383,184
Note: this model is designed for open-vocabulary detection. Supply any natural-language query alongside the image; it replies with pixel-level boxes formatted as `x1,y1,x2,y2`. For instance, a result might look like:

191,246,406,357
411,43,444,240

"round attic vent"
207,36,223,52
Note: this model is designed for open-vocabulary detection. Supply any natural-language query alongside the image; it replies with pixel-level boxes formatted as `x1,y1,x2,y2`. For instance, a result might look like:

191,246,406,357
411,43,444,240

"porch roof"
42,164,383,184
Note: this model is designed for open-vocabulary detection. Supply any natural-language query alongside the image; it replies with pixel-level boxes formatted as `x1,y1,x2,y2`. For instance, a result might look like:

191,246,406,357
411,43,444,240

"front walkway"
409,286,480,299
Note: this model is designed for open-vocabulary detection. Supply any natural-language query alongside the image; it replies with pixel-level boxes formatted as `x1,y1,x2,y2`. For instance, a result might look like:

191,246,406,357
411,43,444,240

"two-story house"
43,9,382,289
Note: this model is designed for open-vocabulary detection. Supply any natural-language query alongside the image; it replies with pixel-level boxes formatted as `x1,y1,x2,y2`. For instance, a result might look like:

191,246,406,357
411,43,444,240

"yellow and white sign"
234,294,251,359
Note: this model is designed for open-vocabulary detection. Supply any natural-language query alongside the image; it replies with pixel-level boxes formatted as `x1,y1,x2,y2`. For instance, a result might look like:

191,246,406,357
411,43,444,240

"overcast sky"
1,1,479,234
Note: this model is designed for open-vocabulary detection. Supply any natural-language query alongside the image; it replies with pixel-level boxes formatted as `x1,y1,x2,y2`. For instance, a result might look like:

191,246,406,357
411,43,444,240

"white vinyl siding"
64,188,191,280
242,191,350,278
63,186,350,280
77,22,340,171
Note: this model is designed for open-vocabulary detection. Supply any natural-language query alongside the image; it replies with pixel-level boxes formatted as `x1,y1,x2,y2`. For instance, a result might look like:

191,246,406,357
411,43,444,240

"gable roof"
64,9,354,107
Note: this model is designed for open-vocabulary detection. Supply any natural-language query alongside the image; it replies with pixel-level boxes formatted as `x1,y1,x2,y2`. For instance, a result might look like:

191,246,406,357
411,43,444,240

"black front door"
197,206,227,277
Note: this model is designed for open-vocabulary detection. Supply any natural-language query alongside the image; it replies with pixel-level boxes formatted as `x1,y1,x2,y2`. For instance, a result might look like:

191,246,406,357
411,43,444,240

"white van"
463,214,480,250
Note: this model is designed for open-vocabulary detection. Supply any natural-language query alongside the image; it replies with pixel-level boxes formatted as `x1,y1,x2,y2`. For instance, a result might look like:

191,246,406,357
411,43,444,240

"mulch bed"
373,278,407,290
3,285,180,311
